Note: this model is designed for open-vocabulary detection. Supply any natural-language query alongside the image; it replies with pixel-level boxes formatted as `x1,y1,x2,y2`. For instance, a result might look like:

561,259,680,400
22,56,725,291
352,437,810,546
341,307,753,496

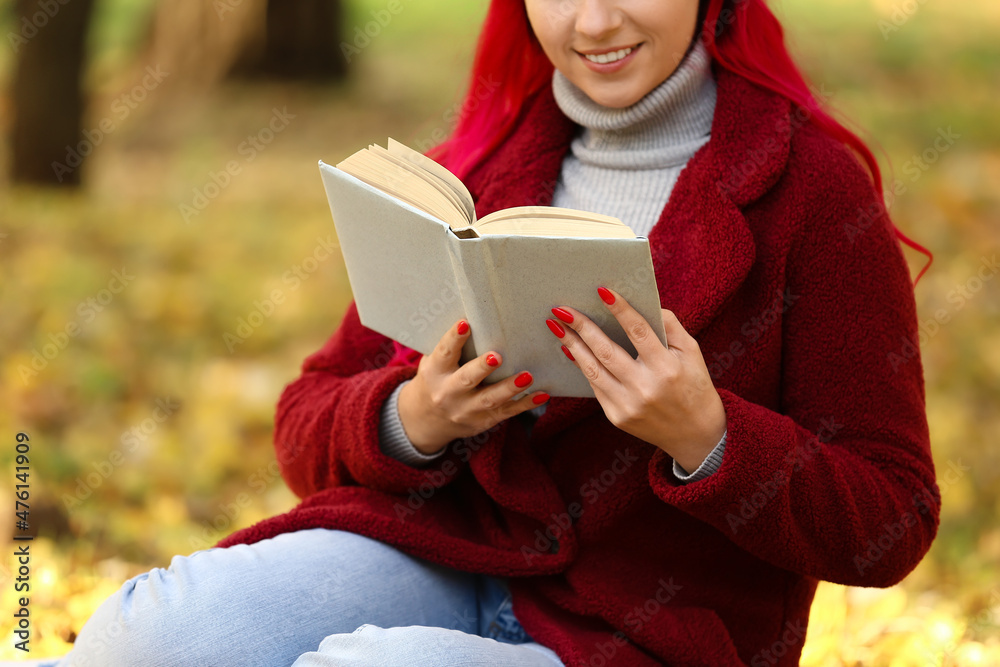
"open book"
319,138,666,398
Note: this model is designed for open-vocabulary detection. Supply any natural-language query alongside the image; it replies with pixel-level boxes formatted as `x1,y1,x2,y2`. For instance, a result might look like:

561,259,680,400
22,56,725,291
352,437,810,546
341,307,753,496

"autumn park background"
0,0,998,663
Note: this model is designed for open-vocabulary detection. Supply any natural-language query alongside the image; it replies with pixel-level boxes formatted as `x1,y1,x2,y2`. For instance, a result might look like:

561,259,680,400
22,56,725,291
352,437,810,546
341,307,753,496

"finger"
593,286,666,360
546,313,626,396
451,350,504,394
469,371,548,427
660,309,696,352
428,319,471,373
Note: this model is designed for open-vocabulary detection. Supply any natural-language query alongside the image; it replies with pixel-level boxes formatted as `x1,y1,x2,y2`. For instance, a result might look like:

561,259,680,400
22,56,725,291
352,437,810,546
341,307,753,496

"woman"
50,0,939,665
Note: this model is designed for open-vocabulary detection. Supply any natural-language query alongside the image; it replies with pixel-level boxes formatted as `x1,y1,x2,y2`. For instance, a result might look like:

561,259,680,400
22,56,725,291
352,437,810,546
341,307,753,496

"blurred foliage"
0,0,998,662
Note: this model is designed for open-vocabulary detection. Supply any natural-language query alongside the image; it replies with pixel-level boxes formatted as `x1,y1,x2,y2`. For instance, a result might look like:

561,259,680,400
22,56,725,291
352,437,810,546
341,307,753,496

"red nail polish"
597,287,615,305
486,353,499,367
551,307,574,323
457,320,469,335
514,371,532,388
532,393,550,405
560,345,575,361
545,318,565,338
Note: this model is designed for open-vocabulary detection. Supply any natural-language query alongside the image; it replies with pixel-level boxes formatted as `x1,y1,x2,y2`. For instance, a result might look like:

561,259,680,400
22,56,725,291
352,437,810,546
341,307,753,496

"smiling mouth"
578,44,641,65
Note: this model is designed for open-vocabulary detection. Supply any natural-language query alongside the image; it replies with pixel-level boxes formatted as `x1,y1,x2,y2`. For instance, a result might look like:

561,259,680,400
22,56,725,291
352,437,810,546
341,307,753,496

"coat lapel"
465,66,793,439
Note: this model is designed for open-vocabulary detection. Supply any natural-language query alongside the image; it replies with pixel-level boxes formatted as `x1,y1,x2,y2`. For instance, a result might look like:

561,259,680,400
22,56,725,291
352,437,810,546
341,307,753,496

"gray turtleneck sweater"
376,39,727,482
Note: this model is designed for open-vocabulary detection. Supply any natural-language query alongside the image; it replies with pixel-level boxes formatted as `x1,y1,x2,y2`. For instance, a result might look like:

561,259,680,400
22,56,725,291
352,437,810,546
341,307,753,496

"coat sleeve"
648,148,940,587
274,300,465,498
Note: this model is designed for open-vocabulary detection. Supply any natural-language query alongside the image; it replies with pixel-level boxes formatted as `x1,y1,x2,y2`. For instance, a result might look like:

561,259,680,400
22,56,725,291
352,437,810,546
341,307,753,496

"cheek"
524,0,551,48
648,1,699,44
649,6,700,72
524,2,561,57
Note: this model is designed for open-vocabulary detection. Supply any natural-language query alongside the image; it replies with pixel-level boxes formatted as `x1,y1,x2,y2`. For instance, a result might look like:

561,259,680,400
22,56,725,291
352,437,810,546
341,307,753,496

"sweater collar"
550,38,717,170
466,58,791,214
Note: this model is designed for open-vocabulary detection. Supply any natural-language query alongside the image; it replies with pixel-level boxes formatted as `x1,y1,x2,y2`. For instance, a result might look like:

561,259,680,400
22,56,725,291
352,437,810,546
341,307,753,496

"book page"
477,205,626,226
386,138,476,224
475,206,636,239
369,144,473,228
337,149,468,229
476,218,636,238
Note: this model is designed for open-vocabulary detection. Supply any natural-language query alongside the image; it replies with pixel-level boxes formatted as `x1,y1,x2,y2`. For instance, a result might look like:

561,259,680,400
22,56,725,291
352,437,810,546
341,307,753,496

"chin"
573,73,650,109
582,89,644,109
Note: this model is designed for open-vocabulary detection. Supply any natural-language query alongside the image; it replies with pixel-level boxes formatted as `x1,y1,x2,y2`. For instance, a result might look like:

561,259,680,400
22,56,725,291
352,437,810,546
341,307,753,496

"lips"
575,43,642,73
583,46,634,64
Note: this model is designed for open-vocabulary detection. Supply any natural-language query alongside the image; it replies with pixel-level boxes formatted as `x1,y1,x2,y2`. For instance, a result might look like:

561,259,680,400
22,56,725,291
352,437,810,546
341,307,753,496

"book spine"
445,233,508,377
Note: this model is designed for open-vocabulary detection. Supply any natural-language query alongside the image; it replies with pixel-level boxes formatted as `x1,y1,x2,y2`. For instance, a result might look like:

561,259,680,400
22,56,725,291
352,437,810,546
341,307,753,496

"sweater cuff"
378,380,448,467
672,430,727,483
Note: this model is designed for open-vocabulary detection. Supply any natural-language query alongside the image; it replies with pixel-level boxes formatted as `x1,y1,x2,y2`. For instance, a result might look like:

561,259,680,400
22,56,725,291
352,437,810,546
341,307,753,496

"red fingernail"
486,353,499,367
532,393,550,405
560,345,575,361
545,318,565,338
514,371,532,388
597,287,615,305
457,320,469,335
551,307,574,323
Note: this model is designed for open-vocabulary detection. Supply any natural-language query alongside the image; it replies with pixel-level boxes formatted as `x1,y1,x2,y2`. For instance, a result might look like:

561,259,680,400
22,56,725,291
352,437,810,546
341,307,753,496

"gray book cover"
319,160,666,399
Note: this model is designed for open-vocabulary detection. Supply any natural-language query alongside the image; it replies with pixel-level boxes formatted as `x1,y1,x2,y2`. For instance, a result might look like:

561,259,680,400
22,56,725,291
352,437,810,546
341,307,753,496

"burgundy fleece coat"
217,64,940,666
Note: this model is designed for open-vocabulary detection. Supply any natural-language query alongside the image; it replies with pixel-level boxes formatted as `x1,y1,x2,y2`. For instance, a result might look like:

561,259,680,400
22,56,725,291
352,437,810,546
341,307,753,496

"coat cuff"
378,380,449,466
672,431,727,483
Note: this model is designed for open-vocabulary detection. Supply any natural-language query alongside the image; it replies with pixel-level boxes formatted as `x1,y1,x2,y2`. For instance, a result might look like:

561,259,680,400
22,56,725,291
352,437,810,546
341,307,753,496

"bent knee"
66,561,218,666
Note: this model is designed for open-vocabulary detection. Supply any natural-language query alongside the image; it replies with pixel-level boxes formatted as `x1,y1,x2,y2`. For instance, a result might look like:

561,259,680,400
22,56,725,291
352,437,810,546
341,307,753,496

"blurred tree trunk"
141,0,345,89
140,0,268,89
229,0,348,81
9,0,97,186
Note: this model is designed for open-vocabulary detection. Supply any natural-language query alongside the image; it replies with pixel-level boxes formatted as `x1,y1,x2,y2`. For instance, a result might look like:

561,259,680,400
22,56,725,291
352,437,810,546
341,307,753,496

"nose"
574,0,624,42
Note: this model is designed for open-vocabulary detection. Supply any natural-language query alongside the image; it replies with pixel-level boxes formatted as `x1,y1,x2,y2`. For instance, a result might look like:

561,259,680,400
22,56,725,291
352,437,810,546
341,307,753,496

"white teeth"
584,47,633,64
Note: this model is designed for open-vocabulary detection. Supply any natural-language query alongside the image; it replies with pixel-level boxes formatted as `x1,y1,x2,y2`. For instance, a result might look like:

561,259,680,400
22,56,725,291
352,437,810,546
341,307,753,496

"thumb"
428,319,471,373
660,309,694,350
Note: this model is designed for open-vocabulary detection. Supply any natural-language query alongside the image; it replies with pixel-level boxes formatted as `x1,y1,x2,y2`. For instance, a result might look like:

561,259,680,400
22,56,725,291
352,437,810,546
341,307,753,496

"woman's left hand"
547,286,727,473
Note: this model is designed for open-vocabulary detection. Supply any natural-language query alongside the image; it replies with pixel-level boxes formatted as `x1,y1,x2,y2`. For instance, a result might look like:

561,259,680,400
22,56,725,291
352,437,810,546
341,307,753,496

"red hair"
388,0,932,367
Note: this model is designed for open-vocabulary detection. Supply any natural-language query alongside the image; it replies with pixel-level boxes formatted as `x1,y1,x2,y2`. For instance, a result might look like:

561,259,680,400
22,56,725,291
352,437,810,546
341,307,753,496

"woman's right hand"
396,319,550,455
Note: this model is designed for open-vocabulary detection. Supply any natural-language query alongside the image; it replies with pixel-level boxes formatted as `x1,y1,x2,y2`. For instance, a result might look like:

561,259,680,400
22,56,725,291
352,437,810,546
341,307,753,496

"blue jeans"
39,528,566,666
